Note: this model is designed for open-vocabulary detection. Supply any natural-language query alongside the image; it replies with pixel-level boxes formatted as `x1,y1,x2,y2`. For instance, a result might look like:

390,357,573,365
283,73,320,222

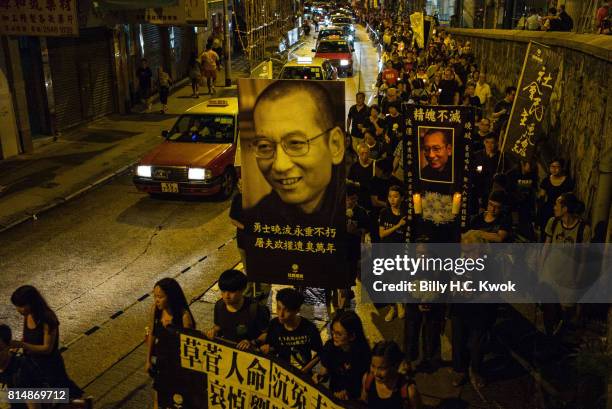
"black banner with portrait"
501,41,561,161
403,106,474,242
238,79,350,288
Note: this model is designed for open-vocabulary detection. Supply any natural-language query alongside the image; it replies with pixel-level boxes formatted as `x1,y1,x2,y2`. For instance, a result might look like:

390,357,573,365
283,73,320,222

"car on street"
313,38,354,77
317,26,354,49
330,15,355,34
279,56,338,80
133,98,238,198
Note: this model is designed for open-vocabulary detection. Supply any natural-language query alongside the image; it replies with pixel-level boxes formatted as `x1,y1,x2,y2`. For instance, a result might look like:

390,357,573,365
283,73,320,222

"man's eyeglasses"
423,145,446,155
252,127,333,159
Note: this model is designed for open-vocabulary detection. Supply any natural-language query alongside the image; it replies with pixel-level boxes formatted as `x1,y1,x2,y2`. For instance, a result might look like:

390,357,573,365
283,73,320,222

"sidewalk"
0,81,238,233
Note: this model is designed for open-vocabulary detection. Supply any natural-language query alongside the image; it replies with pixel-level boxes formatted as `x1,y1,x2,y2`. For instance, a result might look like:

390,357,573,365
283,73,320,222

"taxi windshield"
317,41,349,53
320,30,344,39
280,66,323,80
332,17,352,25
168,114,234,143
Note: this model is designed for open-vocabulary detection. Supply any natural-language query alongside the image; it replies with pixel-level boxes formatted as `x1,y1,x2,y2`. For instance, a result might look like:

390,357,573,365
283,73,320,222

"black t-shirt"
347,204,369,265
348,161,375,209
378,207,406,243
265,317,323,368
229,193,245,249
136,66,153,89
367,176,392,206
469,213,512,238
214,297,270,342
509,169,537,206
348,104,370,138
439,79,460,105
0,354,45,409
493,99,513,133
384,113,405,146
320,340,371,399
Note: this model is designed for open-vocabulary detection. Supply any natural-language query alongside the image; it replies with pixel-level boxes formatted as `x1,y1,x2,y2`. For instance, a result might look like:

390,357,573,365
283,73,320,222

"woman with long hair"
537,158,574,241
361,341,421,409
313,310,371,400
10,285,85,398
146,277,196,409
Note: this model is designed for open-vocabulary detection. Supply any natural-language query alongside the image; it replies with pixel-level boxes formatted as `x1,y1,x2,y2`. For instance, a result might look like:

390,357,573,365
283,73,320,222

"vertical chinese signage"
163,332,352,409
501,41,561,161
238,79,349,288
404,106,473,242
0,0,78,37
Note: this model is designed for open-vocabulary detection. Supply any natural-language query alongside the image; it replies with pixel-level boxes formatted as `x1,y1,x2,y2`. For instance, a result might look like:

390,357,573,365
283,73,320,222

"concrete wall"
447,29,612,234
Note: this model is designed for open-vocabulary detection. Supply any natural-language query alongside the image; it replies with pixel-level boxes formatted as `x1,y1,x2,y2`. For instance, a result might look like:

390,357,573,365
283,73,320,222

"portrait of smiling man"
239,79,349,288
419,127,454,183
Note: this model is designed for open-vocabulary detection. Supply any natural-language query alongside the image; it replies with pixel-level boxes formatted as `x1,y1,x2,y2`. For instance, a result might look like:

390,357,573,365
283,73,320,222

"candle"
452,192,462,215
413,193,422,214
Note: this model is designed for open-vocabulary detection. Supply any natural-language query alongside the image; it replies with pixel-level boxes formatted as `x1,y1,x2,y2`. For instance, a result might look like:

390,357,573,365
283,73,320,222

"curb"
0,161,137,234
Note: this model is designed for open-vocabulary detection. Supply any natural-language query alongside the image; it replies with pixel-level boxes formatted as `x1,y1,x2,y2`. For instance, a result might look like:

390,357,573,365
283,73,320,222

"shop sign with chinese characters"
502,41,561,161
0,0,78,37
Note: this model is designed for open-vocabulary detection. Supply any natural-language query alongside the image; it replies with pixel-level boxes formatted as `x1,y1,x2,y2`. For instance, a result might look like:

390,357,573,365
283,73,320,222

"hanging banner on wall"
404,106,474,242
238,79,349,288
501,41,561,161
156,330,358,409
0,0,78,37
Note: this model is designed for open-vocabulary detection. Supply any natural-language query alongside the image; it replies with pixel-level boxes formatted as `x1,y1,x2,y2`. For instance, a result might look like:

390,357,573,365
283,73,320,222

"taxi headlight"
136,165,152,178
340,59,350,66
188,168,211,180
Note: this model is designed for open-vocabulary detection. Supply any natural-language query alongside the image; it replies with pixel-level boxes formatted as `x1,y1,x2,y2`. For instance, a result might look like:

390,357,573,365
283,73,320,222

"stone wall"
447,29,612,227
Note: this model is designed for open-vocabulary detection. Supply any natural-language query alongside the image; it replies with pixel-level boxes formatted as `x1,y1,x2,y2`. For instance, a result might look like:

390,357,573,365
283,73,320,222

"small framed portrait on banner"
418,126,454,184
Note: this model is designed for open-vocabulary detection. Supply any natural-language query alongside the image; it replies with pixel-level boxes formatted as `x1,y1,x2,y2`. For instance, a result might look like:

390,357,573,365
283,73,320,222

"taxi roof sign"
297,56,313,64
207,99,229,107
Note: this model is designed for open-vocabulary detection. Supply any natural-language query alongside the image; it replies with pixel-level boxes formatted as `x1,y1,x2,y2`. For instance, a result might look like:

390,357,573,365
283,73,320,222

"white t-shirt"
475,82,492,105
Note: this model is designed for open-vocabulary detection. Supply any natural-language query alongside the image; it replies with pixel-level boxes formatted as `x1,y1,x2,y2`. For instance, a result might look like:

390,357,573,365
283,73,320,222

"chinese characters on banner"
502,42,561,161
238,79,349,288
169,332,351,409
0,0,78,37
404,106,473,241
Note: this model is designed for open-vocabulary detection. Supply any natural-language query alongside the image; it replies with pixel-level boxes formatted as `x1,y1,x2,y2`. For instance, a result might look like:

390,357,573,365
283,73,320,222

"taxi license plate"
161,182,179,193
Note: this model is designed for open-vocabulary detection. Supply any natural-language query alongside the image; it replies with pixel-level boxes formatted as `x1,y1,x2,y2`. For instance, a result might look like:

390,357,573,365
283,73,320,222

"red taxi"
312,38,354,77
133,98,238,198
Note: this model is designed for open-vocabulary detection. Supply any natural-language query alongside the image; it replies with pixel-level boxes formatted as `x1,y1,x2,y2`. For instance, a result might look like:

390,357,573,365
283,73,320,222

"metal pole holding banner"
223,0,232,86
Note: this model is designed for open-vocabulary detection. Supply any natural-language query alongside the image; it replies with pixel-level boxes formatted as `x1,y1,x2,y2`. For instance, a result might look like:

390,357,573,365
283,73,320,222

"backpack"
550,217,587,243
364,372,410,400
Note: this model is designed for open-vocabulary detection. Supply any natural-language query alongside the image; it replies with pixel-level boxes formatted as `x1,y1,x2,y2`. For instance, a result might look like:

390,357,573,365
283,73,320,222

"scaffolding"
235,0,296,69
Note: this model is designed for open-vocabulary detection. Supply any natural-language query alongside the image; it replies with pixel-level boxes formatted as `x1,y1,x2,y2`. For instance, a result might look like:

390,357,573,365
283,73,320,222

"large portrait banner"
238,79,349,288
156,329,359,409
404,106,474,242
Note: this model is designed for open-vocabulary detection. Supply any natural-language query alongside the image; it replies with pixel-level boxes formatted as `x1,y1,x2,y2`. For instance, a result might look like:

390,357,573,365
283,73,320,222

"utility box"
0,69,20,159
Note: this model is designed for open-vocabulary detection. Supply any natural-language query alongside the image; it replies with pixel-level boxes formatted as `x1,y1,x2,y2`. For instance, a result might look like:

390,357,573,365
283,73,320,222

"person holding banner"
146,278,195,409
314,311,371,401
207,269,270,350
260,288,323,373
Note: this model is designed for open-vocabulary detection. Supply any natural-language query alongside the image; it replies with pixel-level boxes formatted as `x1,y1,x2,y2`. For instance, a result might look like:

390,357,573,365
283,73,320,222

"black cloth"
136,66,153,91
229,193,245,249
469,213,512,237
548,17,564,31
378,207,406,243
470,130,492,153
264,317,323,368
450,304,497,373
159,86,170,105
509,169,538,240
421,163,452,182
493,99,513,134
367,176,392,206
439,79,460,105
559,11,574,31
213,297,270,343
0,353,46,409
538,176,575,237
404,304,444,362
471,150,501,207
320,340,371,399
384,113,405,147
364,116,385,138
151,311,181,391
348,104,370,138
347,204,369,279
366,374,415,409
348,161,374,210
22,316,82,397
